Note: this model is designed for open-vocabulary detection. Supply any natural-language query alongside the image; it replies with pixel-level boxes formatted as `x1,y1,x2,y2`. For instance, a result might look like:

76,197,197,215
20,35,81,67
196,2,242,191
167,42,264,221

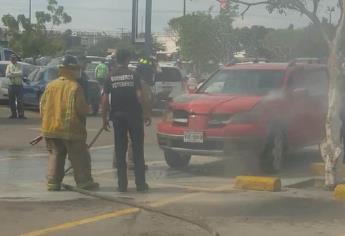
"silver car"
0,61,37,101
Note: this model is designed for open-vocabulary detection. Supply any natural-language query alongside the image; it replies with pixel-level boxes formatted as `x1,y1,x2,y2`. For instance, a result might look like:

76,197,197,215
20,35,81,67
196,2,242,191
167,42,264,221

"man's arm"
138,82,153,126
95,65,99,79
101,93,110,131
39,89,48,119
5,64,13,78
12,64,23,77
134,73,151,126
101,77,112,131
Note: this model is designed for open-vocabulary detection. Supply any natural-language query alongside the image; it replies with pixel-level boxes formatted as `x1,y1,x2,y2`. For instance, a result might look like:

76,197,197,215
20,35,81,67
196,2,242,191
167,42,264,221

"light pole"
183,0,186,16
145,0,152,56
29,0,32,23
327,6,335,24
132,0,152,56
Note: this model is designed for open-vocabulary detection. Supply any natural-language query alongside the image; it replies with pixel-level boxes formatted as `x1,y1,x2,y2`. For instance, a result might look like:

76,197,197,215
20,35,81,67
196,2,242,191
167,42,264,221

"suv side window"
288,68,328,97
288,69,306,90
305,69,328,96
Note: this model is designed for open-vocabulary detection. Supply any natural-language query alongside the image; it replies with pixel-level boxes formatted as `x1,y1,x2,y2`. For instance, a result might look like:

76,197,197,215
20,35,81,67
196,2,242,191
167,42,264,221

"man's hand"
144,118,152,127
103,119,111,131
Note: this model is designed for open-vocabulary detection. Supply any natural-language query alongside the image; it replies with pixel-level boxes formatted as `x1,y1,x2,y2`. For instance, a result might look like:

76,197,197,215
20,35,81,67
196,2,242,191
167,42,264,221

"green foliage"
263,24,330,61
1,0,72,58
169,5,238,73
237,26,273,58
2,15,19,33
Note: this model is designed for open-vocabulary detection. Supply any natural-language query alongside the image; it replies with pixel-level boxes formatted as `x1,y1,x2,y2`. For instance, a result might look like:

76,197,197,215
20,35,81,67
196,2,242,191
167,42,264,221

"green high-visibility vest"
95,63,109,79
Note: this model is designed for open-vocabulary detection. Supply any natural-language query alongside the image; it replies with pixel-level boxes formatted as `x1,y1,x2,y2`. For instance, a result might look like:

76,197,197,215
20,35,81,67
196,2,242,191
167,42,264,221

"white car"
154,64,187,108
0,61,37,101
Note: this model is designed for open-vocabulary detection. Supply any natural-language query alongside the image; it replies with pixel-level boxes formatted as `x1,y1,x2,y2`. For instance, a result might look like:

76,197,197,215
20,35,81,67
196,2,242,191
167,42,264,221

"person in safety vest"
40,55,99,191
95,59,109,86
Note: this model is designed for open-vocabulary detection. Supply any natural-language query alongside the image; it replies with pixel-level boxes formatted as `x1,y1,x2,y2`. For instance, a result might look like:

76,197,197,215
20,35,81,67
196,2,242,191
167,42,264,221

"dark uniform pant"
112,113,146,189
8,85,24,117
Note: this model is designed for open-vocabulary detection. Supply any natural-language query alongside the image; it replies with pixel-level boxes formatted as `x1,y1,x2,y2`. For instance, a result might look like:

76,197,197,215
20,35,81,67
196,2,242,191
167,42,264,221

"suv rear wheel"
260,129,286,174
164,150,191,169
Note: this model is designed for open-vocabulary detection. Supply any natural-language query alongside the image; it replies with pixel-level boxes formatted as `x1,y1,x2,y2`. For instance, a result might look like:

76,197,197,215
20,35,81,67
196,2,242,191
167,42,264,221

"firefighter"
40,55,99,191
102,49,149,192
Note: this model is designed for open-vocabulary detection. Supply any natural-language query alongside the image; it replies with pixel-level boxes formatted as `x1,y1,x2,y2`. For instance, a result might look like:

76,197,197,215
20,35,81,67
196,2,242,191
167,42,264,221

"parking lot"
0,105,345,236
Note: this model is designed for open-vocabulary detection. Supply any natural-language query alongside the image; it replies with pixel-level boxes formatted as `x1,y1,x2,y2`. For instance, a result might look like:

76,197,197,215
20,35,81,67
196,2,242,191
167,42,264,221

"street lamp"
183,0,186,16
29,0,32,23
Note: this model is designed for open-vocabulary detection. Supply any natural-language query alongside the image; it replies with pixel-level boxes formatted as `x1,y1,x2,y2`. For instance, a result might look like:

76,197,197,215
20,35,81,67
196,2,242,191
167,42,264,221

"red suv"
157,61,328,173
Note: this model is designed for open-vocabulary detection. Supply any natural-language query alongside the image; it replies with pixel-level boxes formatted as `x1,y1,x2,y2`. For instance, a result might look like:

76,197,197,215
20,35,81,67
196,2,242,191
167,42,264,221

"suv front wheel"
260,129,286,174
164,150,191,169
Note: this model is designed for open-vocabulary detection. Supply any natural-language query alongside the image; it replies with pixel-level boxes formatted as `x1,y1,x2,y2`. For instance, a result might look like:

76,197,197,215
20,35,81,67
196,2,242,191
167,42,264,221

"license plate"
184,131,204,143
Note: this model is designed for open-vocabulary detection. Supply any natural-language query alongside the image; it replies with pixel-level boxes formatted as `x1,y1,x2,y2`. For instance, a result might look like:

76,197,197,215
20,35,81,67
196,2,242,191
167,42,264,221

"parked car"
154,64,187,108
157,61,328,173
85,61,101,81
0,61,37,101
0,47,20,61
23,66,102,114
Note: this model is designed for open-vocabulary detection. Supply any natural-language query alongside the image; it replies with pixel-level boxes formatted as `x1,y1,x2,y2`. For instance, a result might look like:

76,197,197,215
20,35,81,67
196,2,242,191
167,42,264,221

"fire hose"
31,128,220,236
62,183,220,236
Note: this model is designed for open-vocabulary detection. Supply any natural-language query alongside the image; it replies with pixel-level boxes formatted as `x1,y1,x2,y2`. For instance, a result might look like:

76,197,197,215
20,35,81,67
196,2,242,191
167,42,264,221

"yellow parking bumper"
235,176,281,192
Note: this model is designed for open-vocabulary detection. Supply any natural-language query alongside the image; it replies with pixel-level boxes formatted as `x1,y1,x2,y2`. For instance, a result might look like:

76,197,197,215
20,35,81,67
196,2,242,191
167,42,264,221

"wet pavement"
1,106,345,236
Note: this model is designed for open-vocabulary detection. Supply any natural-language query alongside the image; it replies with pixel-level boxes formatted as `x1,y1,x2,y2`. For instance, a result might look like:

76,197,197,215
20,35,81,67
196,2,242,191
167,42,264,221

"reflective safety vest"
139,58,152,65
95,63,109,79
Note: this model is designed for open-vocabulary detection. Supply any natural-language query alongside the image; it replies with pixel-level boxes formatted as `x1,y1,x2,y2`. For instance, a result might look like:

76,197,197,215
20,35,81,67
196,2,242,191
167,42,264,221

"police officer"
102,49,149,192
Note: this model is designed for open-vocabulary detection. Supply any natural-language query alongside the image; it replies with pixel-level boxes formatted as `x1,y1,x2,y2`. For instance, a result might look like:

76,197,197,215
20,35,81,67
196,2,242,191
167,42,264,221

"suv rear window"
156,67,183,82
199,69,285,96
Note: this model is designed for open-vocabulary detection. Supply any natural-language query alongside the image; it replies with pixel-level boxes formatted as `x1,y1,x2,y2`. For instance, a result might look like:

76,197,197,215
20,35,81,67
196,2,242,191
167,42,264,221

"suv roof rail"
288,58,324,67
227,57,269,66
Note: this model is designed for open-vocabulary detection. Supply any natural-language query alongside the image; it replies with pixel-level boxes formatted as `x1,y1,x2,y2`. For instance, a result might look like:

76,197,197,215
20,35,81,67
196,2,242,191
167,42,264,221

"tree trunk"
321,47,343,188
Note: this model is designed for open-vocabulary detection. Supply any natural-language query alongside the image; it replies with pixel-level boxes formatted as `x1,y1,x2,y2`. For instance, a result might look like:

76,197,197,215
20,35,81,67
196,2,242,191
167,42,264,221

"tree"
169,5,238,74
237,25,273,58
1,0,72,58
36,0,72,30
232,0,345,188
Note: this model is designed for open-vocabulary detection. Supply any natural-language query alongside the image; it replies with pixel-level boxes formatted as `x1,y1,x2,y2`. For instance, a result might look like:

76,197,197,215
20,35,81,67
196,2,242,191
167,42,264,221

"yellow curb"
311,163,345,176
235,176,281,192
335,184,345,201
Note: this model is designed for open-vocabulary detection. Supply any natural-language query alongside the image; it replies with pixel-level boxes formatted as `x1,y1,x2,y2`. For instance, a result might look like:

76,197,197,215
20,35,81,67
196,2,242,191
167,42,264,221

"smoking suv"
157,60,328,173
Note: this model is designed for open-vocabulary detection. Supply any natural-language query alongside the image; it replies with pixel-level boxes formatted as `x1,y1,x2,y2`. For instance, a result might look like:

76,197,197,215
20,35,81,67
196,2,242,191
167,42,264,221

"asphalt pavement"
0,105,344,236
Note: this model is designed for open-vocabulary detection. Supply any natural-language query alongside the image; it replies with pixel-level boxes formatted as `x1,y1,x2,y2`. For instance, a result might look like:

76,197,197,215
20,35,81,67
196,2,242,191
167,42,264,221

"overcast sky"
0,0,339,33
